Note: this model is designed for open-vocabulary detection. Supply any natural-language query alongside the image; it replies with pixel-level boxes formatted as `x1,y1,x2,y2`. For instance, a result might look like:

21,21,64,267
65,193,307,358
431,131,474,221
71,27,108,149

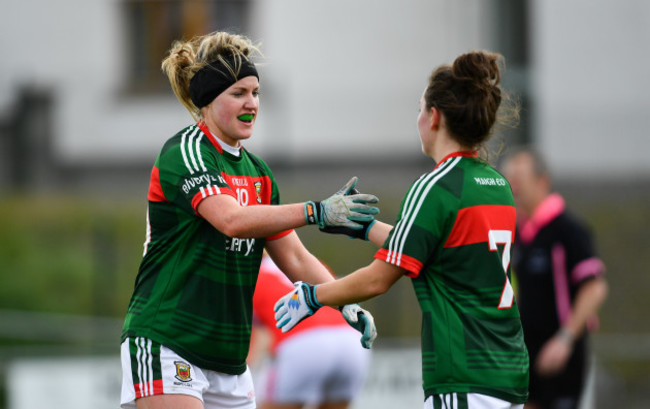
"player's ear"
430,107,441,130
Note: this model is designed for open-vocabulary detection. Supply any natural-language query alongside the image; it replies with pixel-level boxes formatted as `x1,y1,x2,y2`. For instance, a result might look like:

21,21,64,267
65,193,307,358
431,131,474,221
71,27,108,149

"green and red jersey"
375,151,529,403
122,122,291,375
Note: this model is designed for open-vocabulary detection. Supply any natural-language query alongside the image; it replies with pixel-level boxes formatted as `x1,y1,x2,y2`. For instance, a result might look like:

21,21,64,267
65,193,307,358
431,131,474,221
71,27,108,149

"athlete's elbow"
208,213,250,238
218,221,255,238
200,196,257,238
366,278,391,297
593,277,609,304
219,224,241,238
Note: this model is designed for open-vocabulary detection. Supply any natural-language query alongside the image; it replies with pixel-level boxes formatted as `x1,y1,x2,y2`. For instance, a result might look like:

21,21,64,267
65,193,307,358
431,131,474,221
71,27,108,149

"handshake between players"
273,176,379,349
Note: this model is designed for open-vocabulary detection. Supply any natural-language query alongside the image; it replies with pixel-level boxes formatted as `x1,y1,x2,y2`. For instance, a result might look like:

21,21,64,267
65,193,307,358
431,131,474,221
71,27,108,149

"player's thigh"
136,394,203,409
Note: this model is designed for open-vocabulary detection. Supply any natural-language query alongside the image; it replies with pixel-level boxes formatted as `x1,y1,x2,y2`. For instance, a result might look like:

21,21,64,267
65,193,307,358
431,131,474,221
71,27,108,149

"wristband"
300,283,323,311
304,201,321,225
556,327,575,344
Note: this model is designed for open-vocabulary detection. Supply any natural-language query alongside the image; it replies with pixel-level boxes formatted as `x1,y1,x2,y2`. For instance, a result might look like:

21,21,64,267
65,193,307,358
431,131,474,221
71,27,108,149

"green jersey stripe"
386,159,452,265
386,157,460,267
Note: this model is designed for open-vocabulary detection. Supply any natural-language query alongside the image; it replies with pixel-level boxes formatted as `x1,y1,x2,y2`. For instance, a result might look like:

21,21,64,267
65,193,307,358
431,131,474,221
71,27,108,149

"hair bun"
452,51,501,88
423,50,513,150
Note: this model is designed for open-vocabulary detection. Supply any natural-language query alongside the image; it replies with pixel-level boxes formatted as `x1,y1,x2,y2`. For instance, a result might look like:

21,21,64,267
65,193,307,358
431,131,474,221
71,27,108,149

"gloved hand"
274,281,321,333
340,304,378,349
320,186,377,240
320,218,376,240
305,177,379,230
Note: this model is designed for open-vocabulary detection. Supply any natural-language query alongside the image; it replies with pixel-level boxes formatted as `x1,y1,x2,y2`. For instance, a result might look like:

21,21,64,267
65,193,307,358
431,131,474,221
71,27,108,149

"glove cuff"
304,201,322,226
362,219,376,241
301,283,323,312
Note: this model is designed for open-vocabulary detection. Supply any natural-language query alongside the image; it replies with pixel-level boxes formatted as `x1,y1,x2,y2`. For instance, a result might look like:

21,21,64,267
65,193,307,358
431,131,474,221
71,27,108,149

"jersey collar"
197,121,243,156
434,150,478,170
519,193,565,244
197,121,223,154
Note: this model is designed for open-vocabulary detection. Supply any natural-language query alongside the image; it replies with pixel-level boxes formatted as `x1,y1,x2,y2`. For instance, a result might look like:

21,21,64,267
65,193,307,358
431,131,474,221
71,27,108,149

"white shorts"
256,326,370,405
120,337,255,409
424,393,524,409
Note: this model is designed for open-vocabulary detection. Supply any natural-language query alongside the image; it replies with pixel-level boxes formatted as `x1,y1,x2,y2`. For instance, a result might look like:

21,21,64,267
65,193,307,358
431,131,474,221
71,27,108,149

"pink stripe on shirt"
552,244,572,326
571,257,606,284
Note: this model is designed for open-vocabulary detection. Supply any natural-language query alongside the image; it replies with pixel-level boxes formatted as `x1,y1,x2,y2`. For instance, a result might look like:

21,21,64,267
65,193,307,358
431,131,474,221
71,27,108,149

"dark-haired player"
275,51,529,409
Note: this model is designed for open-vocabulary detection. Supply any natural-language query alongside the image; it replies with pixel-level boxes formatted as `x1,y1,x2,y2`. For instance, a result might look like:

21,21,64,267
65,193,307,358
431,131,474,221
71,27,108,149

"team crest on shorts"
174,361,192,382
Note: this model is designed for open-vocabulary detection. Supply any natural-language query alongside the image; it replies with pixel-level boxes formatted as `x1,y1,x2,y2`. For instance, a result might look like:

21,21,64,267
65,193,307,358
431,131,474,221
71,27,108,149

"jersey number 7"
488,229,514,309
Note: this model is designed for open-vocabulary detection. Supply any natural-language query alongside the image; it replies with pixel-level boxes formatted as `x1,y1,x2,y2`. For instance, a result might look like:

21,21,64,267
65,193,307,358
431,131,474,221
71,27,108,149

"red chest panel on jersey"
444,205,516,248
220,173,272,206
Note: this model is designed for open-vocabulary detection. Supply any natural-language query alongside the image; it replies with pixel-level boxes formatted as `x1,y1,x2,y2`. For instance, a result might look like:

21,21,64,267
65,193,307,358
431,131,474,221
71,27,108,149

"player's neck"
431,132,470,164
201,119,242,156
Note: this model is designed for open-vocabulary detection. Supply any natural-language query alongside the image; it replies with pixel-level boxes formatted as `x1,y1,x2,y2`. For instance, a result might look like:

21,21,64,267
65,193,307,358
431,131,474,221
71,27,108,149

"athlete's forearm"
284,253,335,285
563,276,608,339
367,221,393,247
315,260,403,306
224,203,308,238
199,195,308,238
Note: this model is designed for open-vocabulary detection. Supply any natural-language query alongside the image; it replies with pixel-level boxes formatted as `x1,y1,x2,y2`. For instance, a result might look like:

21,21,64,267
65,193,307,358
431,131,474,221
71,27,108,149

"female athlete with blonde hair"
119,31,378,409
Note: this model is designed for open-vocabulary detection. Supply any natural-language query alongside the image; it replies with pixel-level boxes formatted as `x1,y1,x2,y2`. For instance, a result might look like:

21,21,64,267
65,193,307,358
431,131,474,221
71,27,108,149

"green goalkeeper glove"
305,177,379,230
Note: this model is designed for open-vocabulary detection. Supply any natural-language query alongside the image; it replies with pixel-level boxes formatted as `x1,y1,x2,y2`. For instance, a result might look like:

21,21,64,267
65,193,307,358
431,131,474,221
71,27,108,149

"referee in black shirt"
502,148,608,409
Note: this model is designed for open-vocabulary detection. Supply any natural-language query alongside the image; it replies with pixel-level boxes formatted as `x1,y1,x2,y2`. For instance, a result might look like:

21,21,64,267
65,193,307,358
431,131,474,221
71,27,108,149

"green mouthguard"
238,114,254,121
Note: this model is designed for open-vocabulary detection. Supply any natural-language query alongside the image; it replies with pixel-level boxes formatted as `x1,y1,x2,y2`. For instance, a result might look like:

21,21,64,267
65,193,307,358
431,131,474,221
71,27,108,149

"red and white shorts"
120,337,255,409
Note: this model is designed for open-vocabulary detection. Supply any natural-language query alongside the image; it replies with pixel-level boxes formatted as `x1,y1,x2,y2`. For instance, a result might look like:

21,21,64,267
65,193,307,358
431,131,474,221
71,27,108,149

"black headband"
189,55,259,109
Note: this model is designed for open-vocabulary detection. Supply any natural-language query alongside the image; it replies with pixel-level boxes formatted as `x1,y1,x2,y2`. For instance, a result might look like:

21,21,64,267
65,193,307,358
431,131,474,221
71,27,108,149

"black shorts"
527,336,587,409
